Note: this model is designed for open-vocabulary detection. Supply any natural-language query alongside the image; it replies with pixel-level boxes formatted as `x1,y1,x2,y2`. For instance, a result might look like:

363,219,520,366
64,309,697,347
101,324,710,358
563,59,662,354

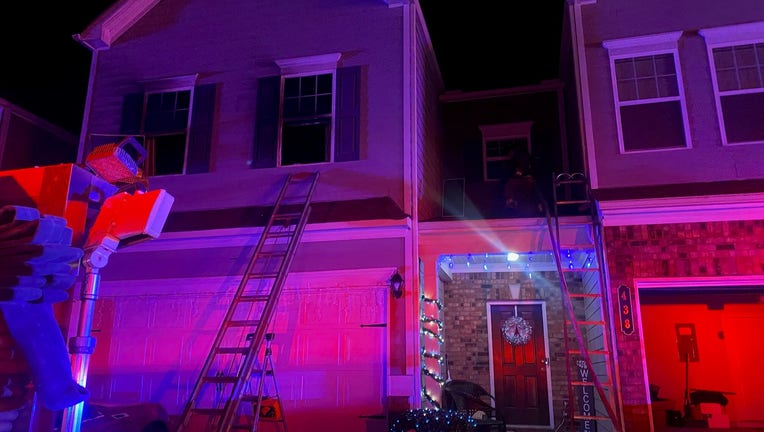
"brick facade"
442,270,585,427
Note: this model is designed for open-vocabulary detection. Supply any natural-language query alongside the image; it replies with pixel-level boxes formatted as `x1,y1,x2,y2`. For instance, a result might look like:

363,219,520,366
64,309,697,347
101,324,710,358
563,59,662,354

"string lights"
389,408,476,432
420,315,443,330
420,294,445,410
421,295,444,310
421,365,446,383
421,349,445,364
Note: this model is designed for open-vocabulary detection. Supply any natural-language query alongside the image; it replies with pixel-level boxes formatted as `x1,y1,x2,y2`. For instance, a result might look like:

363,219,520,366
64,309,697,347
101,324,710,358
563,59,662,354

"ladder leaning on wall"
176,172,319,432
542,172,624,432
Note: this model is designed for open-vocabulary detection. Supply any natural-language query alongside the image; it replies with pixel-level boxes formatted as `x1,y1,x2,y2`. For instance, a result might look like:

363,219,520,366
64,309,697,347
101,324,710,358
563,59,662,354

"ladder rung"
238,295,270,302
216,347,250,355
568,320,606,326
247,272,278,279
573,414,614,422
272,212,302,220
568,349,610,356
263,230,295,239
556,200,590,205
571,380,612,387
203,375,239,384
190,408,225,416
256,250,287,258
556,179,588,185
227,319,261,327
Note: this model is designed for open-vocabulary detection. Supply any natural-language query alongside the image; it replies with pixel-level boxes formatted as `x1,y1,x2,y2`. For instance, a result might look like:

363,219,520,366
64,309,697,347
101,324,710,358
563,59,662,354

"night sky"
0,2,564,135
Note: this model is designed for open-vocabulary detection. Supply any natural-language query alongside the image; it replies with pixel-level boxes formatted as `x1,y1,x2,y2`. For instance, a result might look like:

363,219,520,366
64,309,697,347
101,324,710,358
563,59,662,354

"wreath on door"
502,315,533,345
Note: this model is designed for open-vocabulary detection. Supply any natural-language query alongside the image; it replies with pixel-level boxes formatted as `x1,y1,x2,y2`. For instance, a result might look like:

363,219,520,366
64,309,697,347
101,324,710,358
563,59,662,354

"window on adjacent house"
603,32,691,153
479,122,533,182
113,75,216,176
253,54,361,168
701,22,764,145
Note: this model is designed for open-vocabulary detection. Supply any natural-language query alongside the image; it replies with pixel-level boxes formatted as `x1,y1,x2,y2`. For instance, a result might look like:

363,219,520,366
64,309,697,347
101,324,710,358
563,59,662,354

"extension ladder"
544,172,623,432
177,172,319,432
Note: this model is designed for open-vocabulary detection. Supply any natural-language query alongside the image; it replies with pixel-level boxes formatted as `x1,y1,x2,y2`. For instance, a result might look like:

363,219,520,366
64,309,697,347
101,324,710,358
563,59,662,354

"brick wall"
604,219,764,431
442,270,582,426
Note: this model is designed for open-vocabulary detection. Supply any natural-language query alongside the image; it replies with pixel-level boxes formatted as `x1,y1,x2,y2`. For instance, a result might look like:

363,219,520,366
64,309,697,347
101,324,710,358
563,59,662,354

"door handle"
543,357,549,365
360,323,387,328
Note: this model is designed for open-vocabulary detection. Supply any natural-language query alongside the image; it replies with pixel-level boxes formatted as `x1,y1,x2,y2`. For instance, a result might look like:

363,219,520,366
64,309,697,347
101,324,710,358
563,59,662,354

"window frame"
275,53,341,167
139,75,198,176
603,31,692,154
700,21,764,146
479,122,533,182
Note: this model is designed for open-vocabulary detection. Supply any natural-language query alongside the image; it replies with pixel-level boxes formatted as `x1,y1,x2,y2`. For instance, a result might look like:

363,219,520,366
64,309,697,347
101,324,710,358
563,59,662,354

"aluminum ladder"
177,172,319,432
543,172,623,432
247,332,287,432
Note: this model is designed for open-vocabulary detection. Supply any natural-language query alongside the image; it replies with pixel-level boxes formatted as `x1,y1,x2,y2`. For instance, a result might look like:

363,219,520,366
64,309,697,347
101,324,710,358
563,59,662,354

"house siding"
414,8,444,222
84,0,407,214
581,0,764,189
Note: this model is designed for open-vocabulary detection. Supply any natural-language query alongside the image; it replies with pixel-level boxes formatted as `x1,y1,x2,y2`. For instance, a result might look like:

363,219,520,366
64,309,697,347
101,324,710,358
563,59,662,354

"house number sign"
618,285,634,335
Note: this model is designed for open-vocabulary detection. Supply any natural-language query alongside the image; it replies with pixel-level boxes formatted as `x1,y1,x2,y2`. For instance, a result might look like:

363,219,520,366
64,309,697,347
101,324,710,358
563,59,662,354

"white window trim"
479,122,533,182
274,53,342,167
700,21,764,146
140,75,199,176
603,32,692,154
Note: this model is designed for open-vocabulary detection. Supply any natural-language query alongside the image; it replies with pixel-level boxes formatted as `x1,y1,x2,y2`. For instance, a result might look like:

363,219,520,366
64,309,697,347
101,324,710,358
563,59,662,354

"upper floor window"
603,32,691,153
479,122,533,182
281,73,334,165
252,54,361,168
110,74,217,176
143,89,191,175
700,21,764,145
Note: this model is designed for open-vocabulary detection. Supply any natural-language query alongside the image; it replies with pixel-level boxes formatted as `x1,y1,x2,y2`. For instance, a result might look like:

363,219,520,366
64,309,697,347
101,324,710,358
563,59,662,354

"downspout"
569,0,598,189
401,0,420,408
72,35,100,164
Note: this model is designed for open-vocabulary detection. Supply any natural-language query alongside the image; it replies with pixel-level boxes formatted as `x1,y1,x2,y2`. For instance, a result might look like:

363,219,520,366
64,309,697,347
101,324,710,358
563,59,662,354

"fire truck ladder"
544,172,623,432
177,172,319,432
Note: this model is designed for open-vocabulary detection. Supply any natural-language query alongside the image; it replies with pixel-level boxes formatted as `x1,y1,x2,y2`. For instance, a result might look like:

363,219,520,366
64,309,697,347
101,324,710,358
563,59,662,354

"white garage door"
84,269,388,432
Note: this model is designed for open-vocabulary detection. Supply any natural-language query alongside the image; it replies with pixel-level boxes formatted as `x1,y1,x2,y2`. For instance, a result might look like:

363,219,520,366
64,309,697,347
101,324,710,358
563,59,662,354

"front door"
488,302,551,428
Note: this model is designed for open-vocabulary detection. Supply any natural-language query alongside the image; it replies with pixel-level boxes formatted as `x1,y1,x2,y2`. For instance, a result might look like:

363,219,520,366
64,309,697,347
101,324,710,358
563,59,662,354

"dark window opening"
143,90,191,175
281,120,331,165
281,74,333,166
146,133,187,175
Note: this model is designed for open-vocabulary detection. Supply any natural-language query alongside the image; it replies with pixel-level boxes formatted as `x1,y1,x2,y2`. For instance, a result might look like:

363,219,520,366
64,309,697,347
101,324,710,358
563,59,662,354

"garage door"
84,270,388,432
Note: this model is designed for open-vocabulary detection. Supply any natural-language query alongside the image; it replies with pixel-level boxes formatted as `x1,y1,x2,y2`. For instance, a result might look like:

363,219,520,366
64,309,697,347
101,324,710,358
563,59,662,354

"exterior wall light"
390,270,404,299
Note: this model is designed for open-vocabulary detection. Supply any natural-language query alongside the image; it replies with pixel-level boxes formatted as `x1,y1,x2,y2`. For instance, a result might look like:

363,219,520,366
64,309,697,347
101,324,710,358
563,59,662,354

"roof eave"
75,0,162,51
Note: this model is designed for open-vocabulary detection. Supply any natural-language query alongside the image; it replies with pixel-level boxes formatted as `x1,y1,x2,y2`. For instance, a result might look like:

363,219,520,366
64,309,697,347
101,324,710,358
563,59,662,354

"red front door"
489,302,551,427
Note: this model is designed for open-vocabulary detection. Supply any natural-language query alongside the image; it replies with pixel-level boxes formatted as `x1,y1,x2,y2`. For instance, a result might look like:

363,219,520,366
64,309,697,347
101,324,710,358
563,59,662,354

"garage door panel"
301,295,342,326
340,329,382,363
92,272,388,432
342,290,386,323
294,332,340,366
